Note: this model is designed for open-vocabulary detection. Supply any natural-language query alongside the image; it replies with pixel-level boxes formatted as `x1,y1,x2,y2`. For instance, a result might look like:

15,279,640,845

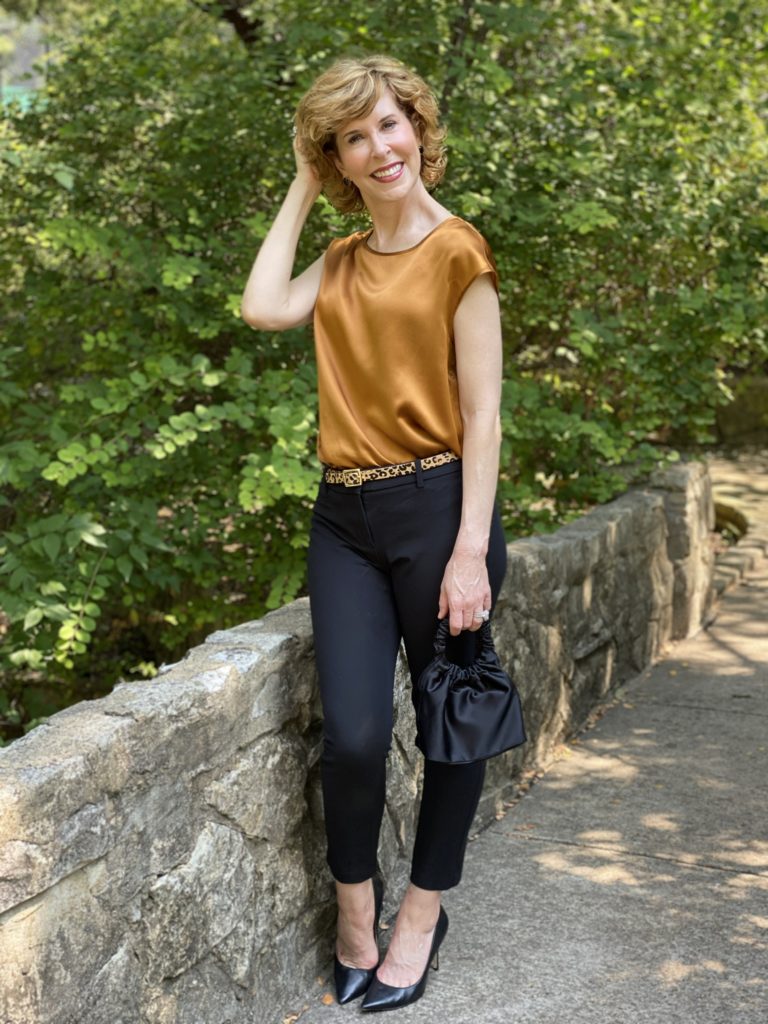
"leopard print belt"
323,450,459,487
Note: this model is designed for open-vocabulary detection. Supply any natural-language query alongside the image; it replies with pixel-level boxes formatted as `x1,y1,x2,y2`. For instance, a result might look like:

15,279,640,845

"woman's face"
333,89,422,207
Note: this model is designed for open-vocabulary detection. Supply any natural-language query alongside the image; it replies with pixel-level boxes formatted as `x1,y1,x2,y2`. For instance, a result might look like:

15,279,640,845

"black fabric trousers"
307,458,508,891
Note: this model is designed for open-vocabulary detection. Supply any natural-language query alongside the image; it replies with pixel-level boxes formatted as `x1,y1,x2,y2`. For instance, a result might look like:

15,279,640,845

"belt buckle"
342,468,363,487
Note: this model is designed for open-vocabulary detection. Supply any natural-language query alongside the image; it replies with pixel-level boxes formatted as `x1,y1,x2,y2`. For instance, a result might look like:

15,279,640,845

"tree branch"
189,0,262,49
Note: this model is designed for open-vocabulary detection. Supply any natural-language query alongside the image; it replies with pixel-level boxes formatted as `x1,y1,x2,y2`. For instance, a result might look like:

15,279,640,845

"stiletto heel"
432,949,439,971
333,875,385,1005
361,905,449,1012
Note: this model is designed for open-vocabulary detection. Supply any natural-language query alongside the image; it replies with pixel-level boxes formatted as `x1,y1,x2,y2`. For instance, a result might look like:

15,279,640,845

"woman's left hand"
438,548,491,636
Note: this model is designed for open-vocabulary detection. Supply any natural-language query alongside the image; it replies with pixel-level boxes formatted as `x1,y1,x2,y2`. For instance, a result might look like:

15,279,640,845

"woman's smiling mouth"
371,162,404,182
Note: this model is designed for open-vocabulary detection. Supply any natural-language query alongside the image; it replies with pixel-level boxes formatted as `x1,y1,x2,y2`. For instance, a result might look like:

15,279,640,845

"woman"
241,54,507,1012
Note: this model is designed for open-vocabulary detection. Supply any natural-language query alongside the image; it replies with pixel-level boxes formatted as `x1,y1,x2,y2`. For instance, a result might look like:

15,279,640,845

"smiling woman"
330,93,428,225
240,54,510,1012
292,54,447,216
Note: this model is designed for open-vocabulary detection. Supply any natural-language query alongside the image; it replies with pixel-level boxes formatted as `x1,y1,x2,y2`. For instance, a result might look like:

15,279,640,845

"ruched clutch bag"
414,616,526,764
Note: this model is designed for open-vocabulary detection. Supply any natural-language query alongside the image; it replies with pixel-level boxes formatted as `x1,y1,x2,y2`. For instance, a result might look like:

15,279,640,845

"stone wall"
0,461,714,1024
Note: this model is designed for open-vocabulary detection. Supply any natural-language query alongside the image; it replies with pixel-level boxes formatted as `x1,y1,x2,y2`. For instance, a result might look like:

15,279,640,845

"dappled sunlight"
705,664,763,676
729,909,768,953
697,617,768,673
712,620,768,641
663,851,702,867
583,731,664,753
578,829,624,842
640,813,679,832
726,873,768,894
501,813,768,891
581,738,624,751
534,848,641,887
731,936,767,952
495,483,767,1015
692,775,737,792
545,748,640,786
671,642,763,669
659,959,726,986
616,730,658,748
715,839,768,870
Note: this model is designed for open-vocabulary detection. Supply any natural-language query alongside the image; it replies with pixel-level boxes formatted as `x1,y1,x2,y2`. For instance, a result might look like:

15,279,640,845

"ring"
473,610,490,622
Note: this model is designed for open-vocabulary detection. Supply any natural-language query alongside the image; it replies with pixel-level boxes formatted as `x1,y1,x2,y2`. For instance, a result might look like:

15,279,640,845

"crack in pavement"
619,697,768,719
488,828,767,879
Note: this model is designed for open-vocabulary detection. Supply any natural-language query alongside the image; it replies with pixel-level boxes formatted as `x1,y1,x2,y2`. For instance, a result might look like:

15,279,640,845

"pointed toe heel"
361,905,449,1013
333,875,385,1005
334,959,379,1006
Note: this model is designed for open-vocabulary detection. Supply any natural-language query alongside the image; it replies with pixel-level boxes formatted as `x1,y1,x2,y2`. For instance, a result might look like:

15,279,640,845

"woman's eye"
383,120,397,129
348,133,363,143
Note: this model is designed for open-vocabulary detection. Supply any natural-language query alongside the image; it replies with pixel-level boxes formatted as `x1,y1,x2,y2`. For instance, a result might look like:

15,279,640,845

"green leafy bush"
1,0,766,739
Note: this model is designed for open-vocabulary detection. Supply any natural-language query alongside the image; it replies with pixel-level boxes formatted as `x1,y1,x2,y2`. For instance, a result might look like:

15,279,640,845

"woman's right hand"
292,134,322,199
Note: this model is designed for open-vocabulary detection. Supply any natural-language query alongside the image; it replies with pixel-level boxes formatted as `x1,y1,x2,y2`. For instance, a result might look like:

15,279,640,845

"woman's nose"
371,131,390,157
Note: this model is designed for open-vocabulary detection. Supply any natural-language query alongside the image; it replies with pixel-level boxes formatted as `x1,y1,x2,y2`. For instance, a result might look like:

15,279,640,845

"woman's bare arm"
438,272,503,635
241,143,325,331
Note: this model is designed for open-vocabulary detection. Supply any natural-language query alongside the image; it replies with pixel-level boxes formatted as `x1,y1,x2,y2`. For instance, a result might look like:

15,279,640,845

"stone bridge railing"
0,461,714,1024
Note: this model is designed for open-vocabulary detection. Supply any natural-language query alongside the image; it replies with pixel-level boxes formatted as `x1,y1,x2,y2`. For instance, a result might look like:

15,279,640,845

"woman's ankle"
336,877,375,918
398,882,441,923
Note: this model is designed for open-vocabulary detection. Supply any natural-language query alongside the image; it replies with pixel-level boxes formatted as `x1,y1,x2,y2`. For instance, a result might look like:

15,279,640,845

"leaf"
23,607,44,630
53,167,75,190
43,534,62,562
116,555,133,582
9,566,30,590
39,580,67,596
81,532,108,549
9,648,44,668
129,543,149,569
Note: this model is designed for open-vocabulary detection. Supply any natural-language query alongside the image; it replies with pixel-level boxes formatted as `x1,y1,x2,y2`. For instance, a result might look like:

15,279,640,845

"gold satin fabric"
313,216,498,469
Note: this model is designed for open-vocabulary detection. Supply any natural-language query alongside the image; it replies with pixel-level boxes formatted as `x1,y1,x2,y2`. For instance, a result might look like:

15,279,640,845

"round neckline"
363,216,461,255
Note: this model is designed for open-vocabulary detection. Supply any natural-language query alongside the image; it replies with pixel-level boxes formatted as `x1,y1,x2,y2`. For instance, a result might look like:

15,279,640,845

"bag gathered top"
414,616,526,764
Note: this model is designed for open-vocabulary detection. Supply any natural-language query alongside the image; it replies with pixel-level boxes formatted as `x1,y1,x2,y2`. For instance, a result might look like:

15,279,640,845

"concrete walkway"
287,453,768,1024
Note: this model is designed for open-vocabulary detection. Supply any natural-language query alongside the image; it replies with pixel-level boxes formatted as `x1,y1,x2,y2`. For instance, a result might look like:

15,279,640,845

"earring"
419,145,424,153
342,176,351,186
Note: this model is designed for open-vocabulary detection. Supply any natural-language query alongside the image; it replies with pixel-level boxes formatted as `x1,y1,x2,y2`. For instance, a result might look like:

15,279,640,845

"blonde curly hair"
294,55,447,214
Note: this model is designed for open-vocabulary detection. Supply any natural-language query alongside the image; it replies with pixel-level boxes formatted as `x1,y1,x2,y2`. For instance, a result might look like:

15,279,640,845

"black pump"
360,905,449,1012
333,874,385,1004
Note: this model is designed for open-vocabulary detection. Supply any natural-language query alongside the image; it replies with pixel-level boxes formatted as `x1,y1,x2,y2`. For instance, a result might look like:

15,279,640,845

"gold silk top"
313,216,498,469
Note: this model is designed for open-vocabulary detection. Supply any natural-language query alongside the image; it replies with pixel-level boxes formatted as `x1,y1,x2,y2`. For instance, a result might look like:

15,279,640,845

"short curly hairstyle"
294,55,447,214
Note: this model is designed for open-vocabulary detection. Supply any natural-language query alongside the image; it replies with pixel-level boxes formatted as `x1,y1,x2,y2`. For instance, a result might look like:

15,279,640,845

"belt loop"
415,457,424,488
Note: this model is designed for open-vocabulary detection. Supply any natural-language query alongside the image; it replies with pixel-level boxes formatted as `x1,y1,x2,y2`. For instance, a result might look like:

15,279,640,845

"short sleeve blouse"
312,216,498,468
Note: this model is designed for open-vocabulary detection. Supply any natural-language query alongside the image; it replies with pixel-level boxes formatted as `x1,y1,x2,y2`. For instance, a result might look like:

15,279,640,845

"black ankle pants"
307,458,507,891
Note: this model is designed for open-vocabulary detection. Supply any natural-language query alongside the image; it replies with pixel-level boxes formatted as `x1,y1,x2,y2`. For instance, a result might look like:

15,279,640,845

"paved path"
287,453,768,1024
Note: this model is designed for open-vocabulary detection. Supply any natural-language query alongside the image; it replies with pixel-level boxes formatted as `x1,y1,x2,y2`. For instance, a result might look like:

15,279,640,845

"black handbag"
414,616,526,764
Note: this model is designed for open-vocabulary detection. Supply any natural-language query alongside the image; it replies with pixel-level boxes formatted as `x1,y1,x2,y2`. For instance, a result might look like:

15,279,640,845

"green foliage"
1,0,766,735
